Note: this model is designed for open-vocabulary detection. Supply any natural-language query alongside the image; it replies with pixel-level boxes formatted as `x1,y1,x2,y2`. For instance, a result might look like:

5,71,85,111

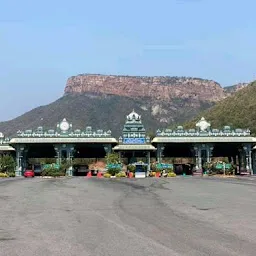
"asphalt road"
0,176,256,256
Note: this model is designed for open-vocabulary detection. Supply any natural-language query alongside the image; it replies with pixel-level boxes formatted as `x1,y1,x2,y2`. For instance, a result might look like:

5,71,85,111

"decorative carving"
0,133,10,145
196,117,211,131
16,118,113,138
126,110,141,122
120,110,148,144
156,117,251,137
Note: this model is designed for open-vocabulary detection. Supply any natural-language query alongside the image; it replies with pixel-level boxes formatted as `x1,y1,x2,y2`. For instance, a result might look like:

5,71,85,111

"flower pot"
155,172,161,178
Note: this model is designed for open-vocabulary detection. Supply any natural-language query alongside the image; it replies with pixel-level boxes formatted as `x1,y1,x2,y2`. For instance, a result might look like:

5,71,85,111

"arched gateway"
1,113,256,176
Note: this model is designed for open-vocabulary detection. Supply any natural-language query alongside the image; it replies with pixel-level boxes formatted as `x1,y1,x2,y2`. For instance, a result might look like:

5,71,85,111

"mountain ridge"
0,74,251,137
64,74,226,102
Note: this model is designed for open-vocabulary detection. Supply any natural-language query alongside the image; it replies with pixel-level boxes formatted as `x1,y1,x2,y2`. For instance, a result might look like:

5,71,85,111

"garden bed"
0,172,15,178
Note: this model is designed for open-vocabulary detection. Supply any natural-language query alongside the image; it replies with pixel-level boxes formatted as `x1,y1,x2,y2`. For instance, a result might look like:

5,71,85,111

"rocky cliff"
0,74,249,137
65,74,226,102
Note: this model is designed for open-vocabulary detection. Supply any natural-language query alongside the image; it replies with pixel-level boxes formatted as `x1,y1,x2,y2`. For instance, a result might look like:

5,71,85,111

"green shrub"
150,163,157,172
0,155,16,173
208,161,236,175
103,173,111,178
7,172,15,177
127,164,136,173
166,167,174,172
107,167,120,176
105,152,120,164
0,173,8,178
51,171,65,177
167,172,176,177
41,167,65,177
116,171,127,178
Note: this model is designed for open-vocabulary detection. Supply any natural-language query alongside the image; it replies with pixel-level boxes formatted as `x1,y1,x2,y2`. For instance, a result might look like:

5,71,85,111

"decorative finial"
196,117,211,131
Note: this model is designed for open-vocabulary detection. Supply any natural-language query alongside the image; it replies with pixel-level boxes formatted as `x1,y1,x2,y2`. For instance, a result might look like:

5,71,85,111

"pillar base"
66,167,73,176
15,169,22,177
193,169,203,176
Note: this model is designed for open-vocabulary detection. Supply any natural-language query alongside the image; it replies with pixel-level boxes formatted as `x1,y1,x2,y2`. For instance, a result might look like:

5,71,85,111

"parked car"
33,164,42,176
24,169,35,178
73,165,89,176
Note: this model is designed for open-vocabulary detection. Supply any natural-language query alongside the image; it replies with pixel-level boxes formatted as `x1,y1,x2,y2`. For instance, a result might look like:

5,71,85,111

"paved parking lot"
0,176,256,256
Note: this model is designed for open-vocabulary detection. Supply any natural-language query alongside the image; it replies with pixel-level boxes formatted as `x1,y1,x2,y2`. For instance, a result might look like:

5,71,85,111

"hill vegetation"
0,93,212,137
183,81,256,134
0,73,251,137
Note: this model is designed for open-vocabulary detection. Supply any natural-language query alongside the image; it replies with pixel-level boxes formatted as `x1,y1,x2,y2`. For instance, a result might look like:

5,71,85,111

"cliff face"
65,74,226,102
0,74,249,137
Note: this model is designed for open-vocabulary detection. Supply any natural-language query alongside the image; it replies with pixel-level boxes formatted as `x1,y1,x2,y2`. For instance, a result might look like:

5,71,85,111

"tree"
105,152,120,164
127,164,136,172
0,155,16,173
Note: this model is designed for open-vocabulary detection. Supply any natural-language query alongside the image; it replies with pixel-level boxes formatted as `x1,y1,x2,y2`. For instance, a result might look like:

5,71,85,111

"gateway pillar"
252,150,256,175
66,144,75,176
54,145,61,165
206,144,214,163
15,145,25,176
192,145,202,175
157,144,165,163
54,144,75,176
147,151,151,172
243,144,253,175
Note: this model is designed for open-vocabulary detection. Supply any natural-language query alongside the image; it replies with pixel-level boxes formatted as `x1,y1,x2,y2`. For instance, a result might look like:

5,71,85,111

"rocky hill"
65,74,226,102
224,82,249,95
0,74,249,137
184,81,256,135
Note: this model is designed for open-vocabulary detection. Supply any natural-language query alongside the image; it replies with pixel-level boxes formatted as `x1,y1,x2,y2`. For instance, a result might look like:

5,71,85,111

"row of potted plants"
0,172,15,178
203,161,237,176
102,171,177,178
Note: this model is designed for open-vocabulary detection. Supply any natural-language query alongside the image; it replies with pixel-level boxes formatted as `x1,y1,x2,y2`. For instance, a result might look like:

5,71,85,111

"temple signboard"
123,138,146,144
106,164,122,169
215,163,232,170
156,163,173,169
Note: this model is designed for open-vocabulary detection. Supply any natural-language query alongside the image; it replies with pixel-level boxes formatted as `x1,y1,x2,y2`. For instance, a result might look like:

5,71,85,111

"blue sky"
0,0,256,121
